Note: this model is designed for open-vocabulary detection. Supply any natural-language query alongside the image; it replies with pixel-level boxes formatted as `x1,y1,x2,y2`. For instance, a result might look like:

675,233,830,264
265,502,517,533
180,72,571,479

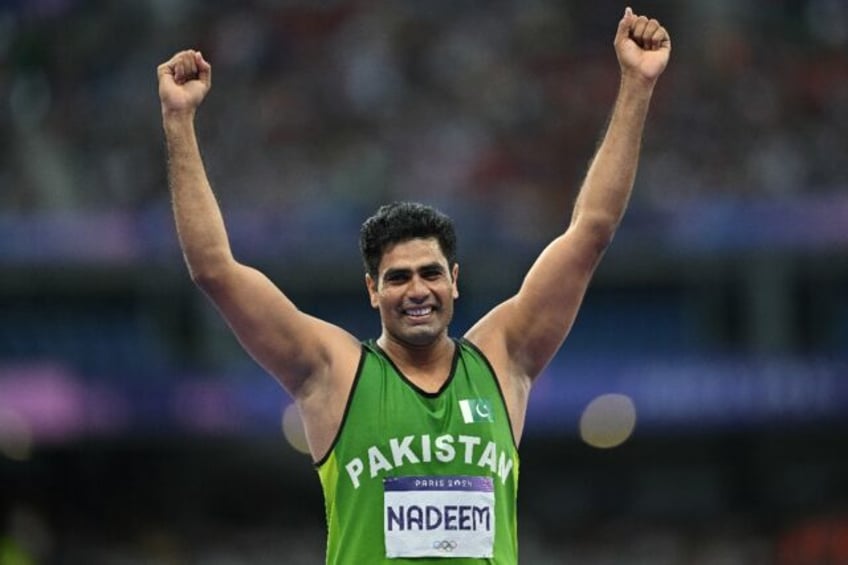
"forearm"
164,111,234,282
570,75,656,242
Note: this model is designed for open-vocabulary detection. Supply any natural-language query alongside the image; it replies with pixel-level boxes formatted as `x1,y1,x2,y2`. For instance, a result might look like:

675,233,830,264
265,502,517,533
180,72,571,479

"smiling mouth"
404,306,434,318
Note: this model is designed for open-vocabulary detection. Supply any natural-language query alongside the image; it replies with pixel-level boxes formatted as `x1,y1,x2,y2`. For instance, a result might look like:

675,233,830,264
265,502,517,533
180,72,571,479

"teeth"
406,307,432,316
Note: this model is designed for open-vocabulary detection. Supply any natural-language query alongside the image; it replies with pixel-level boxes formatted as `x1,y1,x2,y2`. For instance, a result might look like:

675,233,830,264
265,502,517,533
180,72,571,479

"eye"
421,268,444,280
384,271,409,284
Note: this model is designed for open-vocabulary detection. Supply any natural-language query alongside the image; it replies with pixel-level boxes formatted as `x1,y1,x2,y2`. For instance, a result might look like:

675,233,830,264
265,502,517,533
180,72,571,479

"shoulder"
462,301,515,379
456,337,494,369
463,315,533,444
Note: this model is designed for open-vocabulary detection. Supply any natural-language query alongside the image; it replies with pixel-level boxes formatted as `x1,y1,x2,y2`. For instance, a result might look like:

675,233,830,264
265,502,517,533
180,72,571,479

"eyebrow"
382,262,446,280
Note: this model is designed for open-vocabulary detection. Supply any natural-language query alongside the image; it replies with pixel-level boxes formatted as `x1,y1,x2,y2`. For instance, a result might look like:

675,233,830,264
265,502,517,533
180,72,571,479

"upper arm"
469,220,610,382
194,260,360,398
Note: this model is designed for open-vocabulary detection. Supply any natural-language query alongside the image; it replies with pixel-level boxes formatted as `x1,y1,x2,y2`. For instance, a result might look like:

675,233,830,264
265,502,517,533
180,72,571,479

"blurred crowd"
2,3,847,563
1,0,847,241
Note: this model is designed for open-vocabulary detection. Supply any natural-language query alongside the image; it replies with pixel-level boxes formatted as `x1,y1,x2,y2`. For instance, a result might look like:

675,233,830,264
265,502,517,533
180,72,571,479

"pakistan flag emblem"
458,398,494,424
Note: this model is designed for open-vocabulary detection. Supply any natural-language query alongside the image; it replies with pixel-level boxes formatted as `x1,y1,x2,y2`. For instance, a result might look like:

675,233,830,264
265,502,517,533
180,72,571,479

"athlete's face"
366,237,459,348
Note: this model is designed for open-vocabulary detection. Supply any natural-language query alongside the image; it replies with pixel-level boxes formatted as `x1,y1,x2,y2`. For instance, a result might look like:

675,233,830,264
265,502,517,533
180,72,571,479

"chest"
334,351,513,485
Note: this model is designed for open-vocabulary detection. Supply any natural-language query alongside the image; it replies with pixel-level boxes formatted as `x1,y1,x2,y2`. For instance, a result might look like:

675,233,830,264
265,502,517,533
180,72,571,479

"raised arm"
156,51,359,439
467,8,671,435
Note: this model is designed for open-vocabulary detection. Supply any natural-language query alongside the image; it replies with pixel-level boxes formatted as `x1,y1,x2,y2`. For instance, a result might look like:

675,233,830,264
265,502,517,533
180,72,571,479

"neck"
377,333,454,369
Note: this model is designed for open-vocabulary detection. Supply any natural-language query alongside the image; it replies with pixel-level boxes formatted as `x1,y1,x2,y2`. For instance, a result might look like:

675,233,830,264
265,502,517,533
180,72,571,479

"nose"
406,275,429,302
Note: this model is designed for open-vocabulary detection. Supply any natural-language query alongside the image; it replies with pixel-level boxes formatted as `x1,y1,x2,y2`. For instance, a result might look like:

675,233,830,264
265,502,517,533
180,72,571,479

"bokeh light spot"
0,408,33,461
579,393,637,449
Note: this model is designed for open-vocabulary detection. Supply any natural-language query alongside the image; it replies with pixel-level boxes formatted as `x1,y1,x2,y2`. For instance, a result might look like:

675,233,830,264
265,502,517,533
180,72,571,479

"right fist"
157,50,212,115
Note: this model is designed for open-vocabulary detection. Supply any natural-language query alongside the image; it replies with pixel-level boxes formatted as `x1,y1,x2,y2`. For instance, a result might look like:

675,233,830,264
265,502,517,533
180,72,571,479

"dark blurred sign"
1,356,846,447
529,355,848,434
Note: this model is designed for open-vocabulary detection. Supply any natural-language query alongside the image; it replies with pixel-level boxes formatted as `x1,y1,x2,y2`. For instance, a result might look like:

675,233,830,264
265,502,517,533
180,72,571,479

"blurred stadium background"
1,0,847,563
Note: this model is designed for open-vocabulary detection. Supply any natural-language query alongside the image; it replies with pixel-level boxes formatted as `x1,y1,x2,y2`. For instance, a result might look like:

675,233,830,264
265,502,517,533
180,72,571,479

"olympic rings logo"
433,540,458,551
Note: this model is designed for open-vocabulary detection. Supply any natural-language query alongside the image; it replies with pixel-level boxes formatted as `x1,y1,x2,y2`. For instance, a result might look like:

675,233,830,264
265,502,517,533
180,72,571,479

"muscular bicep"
474,225,608,382
195,261,357,396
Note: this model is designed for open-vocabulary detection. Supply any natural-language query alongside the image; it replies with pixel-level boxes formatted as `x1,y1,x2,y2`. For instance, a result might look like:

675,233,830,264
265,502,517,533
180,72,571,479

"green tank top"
316,338,520,564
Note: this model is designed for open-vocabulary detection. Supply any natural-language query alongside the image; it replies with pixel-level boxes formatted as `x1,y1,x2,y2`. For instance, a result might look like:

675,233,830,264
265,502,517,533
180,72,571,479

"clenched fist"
614,7,671,83
157,49,212,116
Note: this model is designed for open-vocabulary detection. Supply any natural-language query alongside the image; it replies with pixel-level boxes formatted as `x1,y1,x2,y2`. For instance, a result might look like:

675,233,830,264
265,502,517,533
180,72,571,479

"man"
157,6,670,563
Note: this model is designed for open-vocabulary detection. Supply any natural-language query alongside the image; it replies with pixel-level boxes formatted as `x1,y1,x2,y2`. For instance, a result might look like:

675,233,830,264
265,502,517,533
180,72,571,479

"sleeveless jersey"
316,338,520,564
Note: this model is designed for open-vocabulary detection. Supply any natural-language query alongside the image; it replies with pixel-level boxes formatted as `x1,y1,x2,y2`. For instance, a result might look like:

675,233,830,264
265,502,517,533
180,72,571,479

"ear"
365,273,380,309
451,263,459,299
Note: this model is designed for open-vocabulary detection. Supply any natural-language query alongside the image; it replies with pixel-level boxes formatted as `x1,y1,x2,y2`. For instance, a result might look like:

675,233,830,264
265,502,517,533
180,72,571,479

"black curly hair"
359,202,457,280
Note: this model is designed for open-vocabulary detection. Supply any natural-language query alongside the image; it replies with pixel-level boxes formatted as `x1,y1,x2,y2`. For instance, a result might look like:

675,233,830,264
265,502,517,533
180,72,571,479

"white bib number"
384,476,495,559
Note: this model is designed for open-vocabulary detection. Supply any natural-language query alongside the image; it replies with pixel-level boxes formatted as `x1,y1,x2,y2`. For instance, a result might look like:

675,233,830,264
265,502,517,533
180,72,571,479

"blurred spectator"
1,0,846,237
777,514,848,564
